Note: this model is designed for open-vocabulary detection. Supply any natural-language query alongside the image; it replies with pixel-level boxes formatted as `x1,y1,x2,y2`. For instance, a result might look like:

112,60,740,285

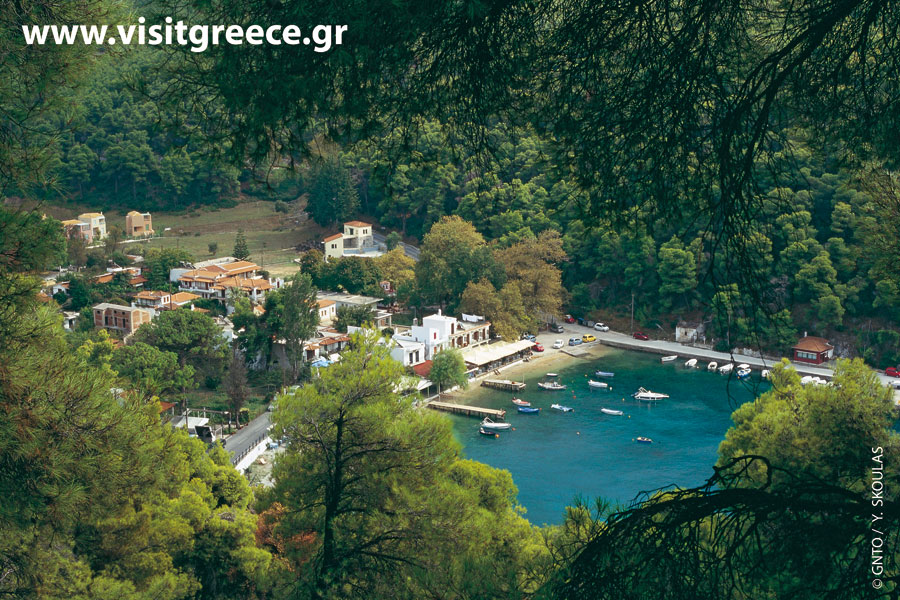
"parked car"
633,331,650,341
568,337,583,346
586,320,595,328
564,314,576,323
582,334,596,343
594,322,610,331
550,323,564,333
533,343,545,352
887,367,900,378
552,339,564,349
522,333,537,342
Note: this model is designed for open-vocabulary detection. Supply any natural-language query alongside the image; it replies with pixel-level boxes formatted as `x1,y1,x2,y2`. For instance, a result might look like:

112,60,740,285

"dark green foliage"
233,229,250,260
333,304,374,332
133,309,226,385
305,157,359,227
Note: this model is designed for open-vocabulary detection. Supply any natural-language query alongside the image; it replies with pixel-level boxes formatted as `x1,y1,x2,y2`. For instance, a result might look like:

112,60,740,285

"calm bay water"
449,348,766,526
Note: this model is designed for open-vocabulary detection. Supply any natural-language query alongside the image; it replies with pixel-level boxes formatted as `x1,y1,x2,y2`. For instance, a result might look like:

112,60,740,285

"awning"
461,339,534,367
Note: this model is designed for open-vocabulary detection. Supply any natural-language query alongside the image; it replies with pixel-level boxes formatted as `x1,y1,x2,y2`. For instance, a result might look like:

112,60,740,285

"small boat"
594,370,615,378
707,361,718,371
550,403,574,412
600,408,624,416
718,363,734,374
517,406,540,414
684,358,698,368
736,363,750,370
538,381,567,391
736,368,752,380
481,418,512,431
479,427,499,438
546,372,558,377
761,369,770,379
661,355,678,362
588,380,609,389
636,437,653,444
633,387,669,401
511,398,531,406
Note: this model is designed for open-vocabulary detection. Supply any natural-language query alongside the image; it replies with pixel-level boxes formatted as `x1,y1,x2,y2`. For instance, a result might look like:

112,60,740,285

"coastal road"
225,411,271,465
534,322,898,390
373,232,420,261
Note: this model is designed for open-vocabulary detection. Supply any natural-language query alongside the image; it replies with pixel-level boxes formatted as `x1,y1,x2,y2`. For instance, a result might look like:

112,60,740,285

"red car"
564,314,576,323
533,343,545,352
886,367,900,378
633,332,649,341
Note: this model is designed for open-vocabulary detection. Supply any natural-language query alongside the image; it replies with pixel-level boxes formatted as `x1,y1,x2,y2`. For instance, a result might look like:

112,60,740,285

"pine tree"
233,229,250,260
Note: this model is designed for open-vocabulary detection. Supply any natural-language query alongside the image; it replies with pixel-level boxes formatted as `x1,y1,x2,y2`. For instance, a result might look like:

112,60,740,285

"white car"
552,339,564,349
594,322,610,332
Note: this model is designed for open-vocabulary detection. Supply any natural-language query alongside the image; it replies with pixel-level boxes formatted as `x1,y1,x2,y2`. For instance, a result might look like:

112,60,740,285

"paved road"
225,411,271,464
534,322,897,390
373,232,420,261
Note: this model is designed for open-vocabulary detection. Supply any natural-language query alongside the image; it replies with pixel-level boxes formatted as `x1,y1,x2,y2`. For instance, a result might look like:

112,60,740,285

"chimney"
804,331,808,337
437,309,442,316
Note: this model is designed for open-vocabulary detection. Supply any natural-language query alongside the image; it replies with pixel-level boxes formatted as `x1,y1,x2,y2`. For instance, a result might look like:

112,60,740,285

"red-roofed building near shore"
792,335,834,365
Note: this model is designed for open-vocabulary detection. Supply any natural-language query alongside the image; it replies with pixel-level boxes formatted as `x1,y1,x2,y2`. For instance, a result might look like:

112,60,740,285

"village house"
176,259,282,307
792,335,834,365
61,219,92,243
317,299,337,324
392,311,491,361
125,211,154,237
78,212,107,241
133,290,171,311
390,337,426,367
169,291,200,309
316,291,393,328
675,320,706,344
322,220,382,261
93,303,153,335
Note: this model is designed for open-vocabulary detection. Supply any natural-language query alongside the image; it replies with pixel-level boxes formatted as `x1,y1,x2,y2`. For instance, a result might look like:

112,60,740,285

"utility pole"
631,292,635,334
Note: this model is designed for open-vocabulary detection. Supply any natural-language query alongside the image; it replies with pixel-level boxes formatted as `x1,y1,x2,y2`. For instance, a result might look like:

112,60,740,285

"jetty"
427,401,506,420
481,379,526,391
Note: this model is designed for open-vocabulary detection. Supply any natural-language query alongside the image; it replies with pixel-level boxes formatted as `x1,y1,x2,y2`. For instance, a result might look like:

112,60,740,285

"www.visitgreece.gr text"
22,18,347,53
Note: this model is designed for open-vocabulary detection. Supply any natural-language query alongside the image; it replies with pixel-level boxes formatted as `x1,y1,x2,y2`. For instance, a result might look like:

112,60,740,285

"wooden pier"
427,401,506,420
481,379,526,392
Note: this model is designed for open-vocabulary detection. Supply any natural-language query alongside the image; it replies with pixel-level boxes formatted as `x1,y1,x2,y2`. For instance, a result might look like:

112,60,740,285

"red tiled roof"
345,220,371,227
158,401,176,412
324,233,343,242
412,360,433,378
792,336,833,352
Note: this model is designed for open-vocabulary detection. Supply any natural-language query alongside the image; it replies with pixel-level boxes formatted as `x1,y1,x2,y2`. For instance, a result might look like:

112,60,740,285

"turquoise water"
450,349,766,526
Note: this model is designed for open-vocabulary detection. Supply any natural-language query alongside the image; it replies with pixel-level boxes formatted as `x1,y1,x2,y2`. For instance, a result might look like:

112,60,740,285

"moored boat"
632,387,669,401
550,403,574,412
545,372,558,377
481,418,512,431
661,355,678,362
538,381,567,391
736,363,750,370
684,358,698,368
479,427,499,437
707,361,718,371
761,369,770,379
594,370,615,378
600,408,624,416
636,436,653,444
517,406,540,414
511,397,531,406
736,368,752,380
588,380,609,389
718,363,734,374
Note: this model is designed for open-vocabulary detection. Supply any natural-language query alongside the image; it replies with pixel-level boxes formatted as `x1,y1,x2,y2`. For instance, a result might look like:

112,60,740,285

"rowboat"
588,380,609,389
600,408,623,416
550,404,574,412
736,363,750,370
511,398,531,407
538,381,567,391
633,387,669,401
481,418,512,431
479,427,499,438
761,369,770,379
546,372,558,377
707,361,718,371
718,363,734,374
636,437,653,444
684,358,698,368
517,406,540,414
594,370,615,378
660,355,678,362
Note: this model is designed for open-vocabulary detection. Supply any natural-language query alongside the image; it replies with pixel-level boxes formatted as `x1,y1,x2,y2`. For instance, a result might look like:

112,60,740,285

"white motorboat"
546,372,558,377
761,369,770,379
684,358,698,368
719,363,734,374
800,376,827,386
538,381,567,391
480,418,512,431
736,368,752,380
632,387,670,401
588,380,609,389
660,355,678,362
707,361,718,371
551,403,574,412
600,408,624,416
736,363,750,370
594,370,615,378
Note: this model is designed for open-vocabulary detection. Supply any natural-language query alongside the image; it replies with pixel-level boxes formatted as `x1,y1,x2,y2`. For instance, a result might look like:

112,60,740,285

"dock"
481,379,526,391
426,401,506,420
